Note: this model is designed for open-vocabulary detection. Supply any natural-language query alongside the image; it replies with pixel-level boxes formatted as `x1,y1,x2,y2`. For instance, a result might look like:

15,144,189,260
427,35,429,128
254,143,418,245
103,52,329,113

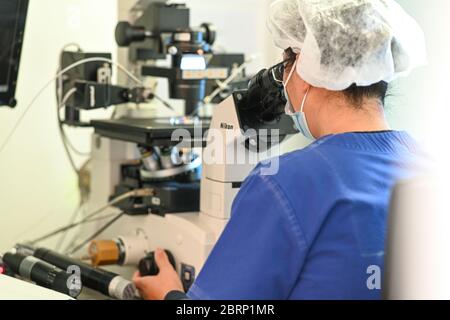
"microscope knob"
115,21,147,47
200,23,216,46
138,250,176,276
88,240,120,267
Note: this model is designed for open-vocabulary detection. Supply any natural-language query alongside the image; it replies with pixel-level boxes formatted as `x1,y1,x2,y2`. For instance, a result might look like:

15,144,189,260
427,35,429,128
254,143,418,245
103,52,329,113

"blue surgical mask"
283,60,315,141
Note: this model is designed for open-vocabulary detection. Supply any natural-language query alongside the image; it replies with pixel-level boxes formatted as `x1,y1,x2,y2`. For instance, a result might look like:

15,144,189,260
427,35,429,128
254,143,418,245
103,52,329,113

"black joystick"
138,250,176,276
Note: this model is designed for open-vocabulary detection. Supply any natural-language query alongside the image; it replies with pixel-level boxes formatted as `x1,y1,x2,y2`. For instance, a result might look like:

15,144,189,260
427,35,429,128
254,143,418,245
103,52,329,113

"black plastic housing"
0,0,29,108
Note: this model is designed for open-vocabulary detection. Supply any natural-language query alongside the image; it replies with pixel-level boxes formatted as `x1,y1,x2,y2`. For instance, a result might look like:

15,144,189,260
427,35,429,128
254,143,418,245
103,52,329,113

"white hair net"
267,0,427,91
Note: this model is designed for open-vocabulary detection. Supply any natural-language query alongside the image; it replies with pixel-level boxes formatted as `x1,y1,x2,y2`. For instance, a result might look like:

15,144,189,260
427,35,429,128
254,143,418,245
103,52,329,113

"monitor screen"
0,0,29,108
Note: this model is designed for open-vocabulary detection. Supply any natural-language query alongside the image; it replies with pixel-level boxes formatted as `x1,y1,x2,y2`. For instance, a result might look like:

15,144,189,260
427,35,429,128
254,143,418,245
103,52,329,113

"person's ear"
290,69,311,96
286,68,311,111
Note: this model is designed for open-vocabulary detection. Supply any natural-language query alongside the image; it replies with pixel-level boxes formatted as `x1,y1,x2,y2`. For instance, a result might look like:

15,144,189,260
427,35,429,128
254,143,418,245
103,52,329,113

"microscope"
5,1,296,299
66,1,295,294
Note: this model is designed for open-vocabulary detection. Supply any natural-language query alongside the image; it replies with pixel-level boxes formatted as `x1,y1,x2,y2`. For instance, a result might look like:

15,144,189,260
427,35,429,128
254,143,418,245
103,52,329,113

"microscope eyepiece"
242,62,287,122
248,62,284,93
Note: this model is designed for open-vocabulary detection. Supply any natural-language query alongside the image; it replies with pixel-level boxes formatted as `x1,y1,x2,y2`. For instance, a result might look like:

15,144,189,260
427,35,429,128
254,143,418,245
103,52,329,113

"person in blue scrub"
133,0,428,300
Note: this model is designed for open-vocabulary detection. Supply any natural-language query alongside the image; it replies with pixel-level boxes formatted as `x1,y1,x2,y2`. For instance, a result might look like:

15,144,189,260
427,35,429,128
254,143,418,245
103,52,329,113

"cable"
57,88,81,175
53,45,89,239
62,133,90,157
68,212,125,256
61,207,88,254
28,213,118,246
203,55,257,105
152,92,175,112
55,61,87,182
54,204,85,252
79,188,153,222
56,44,83,101
62,188,153,253
187,56,256,117
57,88,90,180
27,188,154,246
0,57,144,157
53,65,88,251
58,88,90,156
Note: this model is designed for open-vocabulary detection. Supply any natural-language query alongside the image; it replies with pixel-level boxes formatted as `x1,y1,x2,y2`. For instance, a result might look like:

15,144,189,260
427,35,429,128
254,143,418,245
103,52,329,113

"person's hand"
133,248,184,300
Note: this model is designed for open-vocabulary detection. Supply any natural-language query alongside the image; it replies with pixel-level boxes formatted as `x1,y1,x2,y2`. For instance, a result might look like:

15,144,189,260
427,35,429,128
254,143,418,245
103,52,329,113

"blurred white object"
267,0,427,90
0,274,73,300
385,177,450,300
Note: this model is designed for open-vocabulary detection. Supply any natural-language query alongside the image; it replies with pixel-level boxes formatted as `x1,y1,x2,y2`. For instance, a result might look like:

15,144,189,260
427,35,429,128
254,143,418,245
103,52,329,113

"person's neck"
314,99,391,138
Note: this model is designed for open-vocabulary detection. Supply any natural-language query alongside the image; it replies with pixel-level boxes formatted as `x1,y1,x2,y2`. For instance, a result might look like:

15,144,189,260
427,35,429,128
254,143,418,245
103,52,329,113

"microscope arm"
70,80,152,110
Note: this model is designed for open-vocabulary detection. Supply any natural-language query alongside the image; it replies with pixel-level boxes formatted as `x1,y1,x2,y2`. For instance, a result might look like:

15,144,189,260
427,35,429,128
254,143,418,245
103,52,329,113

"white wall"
0,0,118,252
183,0,281,72
389,0,450,155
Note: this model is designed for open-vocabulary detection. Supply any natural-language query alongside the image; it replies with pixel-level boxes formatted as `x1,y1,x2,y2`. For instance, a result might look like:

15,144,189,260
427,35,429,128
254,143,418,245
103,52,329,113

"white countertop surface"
0,274,73,300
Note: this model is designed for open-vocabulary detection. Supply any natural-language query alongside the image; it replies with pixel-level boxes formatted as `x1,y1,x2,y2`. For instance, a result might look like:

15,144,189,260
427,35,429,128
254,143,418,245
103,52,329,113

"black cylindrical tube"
2,252,81,298
34,248,135,300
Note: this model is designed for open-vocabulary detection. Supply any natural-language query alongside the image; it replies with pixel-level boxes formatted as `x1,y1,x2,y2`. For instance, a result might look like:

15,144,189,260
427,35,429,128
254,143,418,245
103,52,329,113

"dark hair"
282,48,389,108
342,81,389,108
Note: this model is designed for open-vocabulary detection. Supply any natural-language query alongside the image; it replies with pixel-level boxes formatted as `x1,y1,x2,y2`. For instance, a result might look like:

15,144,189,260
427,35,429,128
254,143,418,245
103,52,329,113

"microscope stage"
91,117,210,147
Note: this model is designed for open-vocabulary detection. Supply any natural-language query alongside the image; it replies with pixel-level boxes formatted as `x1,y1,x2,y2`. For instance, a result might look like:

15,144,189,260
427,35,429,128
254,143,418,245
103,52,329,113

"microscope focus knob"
138,250,176,276
115,21,148,47
200,23,216,46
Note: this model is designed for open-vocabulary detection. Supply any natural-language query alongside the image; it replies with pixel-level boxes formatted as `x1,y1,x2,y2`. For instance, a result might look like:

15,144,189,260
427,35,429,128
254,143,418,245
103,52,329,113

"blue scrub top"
187,131,429,300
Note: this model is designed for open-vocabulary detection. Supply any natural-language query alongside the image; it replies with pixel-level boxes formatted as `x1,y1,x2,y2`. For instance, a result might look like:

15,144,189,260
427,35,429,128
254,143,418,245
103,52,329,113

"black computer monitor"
0,0,29,108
